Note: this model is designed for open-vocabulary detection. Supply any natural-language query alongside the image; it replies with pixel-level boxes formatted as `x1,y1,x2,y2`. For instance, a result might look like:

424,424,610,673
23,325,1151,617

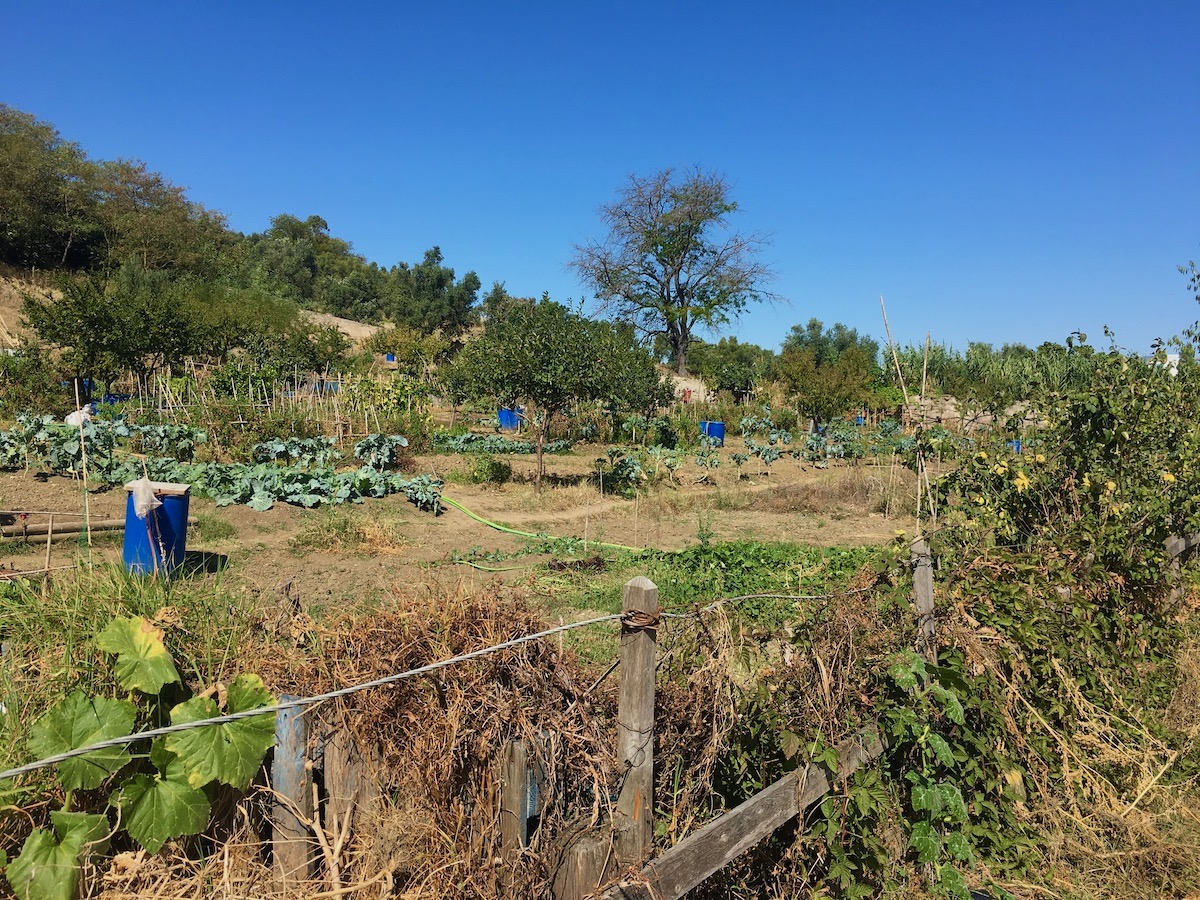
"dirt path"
0,457,915,614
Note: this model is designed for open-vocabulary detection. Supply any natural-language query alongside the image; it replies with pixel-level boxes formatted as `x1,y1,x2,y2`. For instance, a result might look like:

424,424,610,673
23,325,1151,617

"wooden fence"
265,531,1200,896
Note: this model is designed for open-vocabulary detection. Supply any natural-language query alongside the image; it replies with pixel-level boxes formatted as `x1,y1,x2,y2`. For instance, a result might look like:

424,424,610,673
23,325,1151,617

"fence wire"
0,585,870,783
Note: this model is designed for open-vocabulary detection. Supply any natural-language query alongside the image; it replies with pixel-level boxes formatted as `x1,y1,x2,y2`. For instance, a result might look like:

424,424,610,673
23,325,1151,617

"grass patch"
193,512,237,542
530,539,891,631
290,507,406,554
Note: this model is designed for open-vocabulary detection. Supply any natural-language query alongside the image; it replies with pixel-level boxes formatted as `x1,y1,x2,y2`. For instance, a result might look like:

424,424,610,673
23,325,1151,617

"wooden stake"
272,699,313,883
44,515,53,571
71,381,92,547
615,576,659,867
911,538,937,665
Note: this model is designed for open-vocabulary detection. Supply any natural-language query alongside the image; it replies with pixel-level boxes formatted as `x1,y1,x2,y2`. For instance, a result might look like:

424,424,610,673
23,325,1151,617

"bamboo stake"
71,382,92,547
44,515,53,571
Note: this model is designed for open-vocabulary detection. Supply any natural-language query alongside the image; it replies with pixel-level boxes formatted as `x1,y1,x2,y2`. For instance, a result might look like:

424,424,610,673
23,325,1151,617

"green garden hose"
439,495,646,554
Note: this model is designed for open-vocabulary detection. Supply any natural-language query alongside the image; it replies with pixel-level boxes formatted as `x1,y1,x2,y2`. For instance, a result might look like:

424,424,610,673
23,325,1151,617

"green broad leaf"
888,652,926,691
929,683,966,725
937,782,969,823
115,761,210,853
936,863,971,900
909,821,941,863
28,691,136,791
165,674,275,789
944,830,975,863
6,812,109,900
50,811,110,853
96,617,181,694
911,780,944,816
779,728,802,760
926,733,956,768
247,492,275,512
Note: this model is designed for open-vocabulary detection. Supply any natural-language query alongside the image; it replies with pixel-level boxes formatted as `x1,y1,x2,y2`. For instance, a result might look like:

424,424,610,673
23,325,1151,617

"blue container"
123,482,190,576
1006,439,1022,453
498,407,520,431
700,420,726,447
855,415,866,426
385,353,396,362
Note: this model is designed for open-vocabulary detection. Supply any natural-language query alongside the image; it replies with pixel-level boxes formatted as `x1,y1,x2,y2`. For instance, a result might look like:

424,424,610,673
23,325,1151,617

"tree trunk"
673,328,689,376
535,416,547,494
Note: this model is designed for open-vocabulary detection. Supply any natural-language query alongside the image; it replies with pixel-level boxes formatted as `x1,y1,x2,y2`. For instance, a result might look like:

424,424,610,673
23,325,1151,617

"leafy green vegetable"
28,692,136,791
96,617,180,695
5,811,109,900
165,674,275,789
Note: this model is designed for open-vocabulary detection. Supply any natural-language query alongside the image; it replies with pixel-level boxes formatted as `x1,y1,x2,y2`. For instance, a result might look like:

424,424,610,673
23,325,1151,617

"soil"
0,449,917,612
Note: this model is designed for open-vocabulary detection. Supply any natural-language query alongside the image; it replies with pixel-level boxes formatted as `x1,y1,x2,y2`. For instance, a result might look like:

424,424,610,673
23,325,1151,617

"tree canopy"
571,167,773,376
453,295,669,489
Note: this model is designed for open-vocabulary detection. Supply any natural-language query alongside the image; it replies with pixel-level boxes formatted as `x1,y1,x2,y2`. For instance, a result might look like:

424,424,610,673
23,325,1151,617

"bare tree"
571,167,774,375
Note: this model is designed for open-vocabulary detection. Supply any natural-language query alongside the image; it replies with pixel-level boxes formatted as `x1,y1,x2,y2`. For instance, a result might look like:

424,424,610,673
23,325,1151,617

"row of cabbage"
0,416,440,513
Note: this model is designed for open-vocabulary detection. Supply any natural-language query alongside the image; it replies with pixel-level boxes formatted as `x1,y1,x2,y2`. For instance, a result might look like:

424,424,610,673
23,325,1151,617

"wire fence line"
0,584,871,783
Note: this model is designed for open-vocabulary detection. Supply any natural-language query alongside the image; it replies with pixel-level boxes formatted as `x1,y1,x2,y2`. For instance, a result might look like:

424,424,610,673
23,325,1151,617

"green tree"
688,336,775,402
778,344,874,429
783,318,880,372
0,104,101,269
456,295,668,490
93,158,228,275
571,167,773,376
384,247,481,335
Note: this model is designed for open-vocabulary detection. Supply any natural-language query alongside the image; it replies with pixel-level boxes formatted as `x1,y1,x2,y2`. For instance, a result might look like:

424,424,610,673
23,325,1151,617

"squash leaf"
6,811,109,900
96,617,180,695
28,691,136,791
115,758,210,853
165,674,275,789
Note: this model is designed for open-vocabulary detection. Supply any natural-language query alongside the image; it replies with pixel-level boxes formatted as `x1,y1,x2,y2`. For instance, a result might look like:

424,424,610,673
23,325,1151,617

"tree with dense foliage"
0,105,229,275
0,104,99,269
571,167,773,376
777,343,875,429
22,261,313,389
688,336,776,402
383,247,480,335
456,295,669,490
365,326,448,378
783,318,881,371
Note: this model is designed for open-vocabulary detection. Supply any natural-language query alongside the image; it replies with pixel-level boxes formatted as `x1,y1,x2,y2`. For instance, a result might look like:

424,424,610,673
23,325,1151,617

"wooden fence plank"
599,729,884,900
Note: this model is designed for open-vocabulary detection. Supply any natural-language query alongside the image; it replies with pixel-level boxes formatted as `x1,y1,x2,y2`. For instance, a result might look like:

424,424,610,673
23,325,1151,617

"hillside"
0,275,41,348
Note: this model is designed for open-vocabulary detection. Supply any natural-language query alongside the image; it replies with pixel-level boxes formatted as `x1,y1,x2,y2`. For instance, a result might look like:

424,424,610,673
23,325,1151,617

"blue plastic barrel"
1006,439,1022,453
123,482,190,576
700,421,726,447
856,415,866,426
385,353,396,362
498,407,520,431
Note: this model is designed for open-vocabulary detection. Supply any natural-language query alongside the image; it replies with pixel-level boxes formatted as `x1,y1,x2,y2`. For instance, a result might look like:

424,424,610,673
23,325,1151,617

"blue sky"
3,1,1198,354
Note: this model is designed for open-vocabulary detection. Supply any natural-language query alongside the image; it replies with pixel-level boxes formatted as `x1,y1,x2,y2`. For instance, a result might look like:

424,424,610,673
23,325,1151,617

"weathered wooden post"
615,576,660,868
911,538,937,665
553,576,660,900
323,727,380,839
272,698,312,884
500,738,530,855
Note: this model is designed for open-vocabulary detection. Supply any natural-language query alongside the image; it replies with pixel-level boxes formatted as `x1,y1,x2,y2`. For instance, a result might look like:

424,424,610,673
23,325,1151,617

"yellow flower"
1162,471,1176,484
1035,453,1046,464
1014,470,1031,493
1105,481,1116,494
993,463,1008,476
1082,473,1091,489
976,451,988,461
